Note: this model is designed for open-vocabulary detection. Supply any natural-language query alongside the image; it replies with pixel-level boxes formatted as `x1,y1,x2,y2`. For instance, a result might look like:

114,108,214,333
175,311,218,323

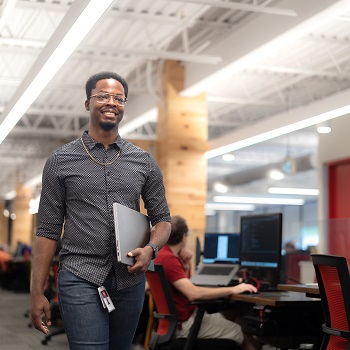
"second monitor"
239,212,283,290
202,232,240,264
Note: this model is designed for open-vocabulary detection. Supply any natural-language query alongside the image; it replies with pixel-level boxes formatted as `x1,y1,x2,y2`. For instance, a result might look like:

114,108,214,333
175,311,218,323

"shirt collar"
82,131,125,151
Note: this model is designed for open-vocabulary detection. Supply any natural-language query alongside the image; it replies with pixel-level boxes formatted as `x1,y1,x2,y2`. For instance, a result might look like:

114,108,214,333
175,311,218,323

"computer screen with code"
239,213,282,288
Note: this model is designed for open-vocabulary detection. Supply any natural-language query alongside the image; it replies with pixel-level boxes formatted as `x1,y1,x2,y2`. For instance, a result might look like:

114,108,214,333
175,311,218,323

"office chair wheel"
41,334,53,345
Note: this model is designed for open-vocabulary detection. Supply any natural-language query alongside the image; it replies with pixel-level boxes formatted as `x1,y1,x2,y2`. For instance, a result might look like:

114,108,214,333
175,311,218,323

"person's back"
155,245,196,322
0,249,11,273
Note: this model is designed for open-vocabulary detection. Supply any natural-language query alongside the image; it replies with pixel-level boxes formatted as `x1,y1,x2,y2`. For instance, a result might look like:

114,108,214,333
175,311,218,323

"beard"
99,120,117,131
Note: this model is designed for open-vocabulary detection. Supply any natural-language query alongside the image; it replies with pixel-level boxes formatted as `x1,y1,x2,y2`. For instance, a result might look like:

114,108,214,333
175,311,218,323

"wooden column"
11,184,33,252
0,200,9,246
156,60,208,256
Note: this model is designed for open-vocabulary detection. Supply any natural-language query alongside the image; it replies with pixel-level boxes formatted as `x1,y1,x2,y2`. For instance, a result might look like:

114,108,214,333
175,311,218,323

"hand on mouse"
233,282,258,294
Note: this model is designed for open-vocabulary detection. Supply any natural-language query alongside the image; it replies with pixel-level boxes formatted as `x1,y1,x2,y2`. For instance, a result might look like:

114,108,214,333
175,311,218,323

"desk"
277,283,319,296
229,290,322,349
231,290,319,306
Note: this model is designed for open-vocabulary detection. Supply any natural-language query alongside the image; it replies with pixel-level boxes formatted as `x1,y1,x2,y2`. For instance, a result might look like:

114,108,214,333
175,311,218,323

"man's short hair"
85,71,128,99
168,215,188,245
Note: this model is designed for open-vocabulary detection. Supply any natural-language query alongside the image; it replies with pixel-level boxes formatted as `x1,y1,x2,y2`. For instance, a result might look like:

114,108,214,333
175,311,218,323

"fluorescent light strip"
0,0,114,145
205,105,350,159
120,108,157,136
213,195,305,206
268,187,319,196
206,203,255,211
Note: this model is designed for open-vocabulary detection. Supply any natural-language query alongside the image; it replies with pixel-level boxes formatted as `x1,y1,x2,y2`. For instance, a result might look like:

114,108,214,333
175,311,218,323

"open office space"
1,1,350,349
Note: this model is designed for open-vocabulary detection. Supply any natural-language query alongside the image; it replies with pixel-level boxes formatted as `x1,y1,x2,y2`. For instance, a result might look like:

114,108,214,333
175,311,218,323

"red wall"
328,158,350,258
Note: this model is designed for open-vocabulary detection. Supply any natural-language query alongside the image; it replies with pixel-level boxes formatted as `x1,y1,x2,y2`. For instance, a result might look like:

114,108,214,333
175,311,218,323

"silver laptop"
113,203,154,271
190,233,240,286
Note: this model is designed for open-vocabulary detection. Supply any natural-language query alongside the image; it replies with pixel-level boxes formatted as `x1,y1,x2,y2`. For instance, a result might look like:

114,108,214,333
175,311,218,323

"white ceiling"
1,0,350,209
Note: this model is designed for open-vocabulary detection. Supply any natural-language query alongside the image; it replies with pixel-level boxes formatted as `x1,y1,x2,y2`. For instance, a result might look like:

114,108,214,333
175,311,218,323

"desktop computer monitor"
239,213,283,289
202,233,240,264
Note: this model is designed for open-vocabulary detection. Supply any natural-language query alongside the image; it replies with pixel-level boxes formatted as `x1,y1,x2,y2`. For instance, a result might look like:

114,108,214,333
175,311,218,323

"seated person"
155,215,260,350
0,244,12,287
0,244,11,273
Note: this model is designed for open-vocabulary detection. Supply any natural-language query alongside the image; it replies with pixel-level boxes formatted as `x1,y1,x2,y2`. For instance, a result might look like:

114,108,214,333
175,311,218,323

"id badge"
98,286,115,313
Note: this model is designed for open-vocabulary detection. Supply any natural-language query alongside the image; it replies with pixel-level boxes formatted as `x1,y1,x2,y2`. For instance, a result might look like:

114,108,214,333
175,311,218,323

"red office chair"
311,254,350,350
146,264,241,350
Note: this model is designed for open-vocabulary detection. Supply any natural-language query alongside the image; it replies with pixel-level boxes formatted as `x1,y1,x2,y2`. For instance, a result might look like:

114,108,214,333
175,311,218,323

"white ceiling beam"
0,0,18,33
249,64,350,79
208,87,350,153
164,0,297,16
183,0,349,96
0,37,45,48
0,39,221,65
207,96,280,106
18,0,68,12
10,127,82,138
78,46,222,65
210,42,350,121
18,0,178,24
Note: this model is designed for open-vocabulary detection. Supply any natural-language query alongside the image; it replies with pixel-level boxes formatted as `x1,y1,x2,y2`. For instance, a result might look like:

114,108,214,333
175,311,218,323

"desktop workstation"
192,213,322,349
232,290,322,349
194,213,284,290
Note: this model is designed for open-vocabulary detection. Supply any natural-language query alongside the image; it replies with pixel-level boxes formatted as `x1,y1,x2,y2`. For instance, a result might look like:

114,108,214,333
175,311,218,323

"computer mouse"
243,277,260,289
242,290,259,294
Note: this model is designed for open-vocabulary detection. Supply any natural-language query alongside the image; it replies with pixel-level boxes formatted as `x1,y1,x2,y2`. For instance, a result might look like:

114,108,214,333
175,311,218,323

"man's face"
85,78,125,131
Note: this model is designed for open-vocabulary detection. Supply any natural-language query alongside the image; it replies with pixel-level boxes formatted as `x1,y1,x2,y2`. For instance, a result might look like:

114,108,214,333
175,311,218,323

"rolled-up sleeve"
36,152,66,241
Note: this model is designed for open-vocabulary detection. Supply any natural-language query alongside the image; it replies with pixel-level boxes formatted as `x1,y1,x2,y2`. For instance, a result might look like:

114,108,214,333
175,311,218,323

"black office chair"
195,236,202,269
146,264,241,350
311,254,350,350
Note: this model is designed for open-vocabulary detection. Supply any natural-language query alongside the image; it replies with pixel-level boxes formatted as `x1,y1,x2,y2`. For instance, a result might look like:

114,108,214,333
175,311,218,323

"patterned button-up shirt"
36,131,171,289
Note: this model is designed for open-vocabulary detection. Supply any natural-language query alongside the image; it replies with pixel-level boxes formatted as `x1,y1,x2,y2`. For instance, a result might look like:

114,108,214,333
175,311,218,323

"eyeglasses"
88,93,127,106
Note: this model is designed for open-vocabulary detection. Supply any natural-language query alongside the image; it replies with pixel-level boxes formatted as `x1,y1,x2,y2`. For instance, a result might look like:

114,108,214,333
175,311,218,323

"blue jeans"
58,267,145,350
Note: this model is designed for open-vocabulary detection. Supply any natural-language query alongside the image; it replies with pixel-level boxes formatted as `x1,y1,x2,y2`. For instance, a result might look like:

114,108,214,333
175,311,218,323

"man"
30,71,171,350
155,215,260,350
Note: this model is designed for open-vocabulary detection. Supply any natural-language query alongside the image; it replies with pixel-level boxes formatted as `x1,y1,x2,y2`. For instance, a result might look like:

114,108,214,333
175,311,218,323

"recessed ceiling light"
213,183,228,193
222,153,235,161
317,125,332,134
269,169,284,180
